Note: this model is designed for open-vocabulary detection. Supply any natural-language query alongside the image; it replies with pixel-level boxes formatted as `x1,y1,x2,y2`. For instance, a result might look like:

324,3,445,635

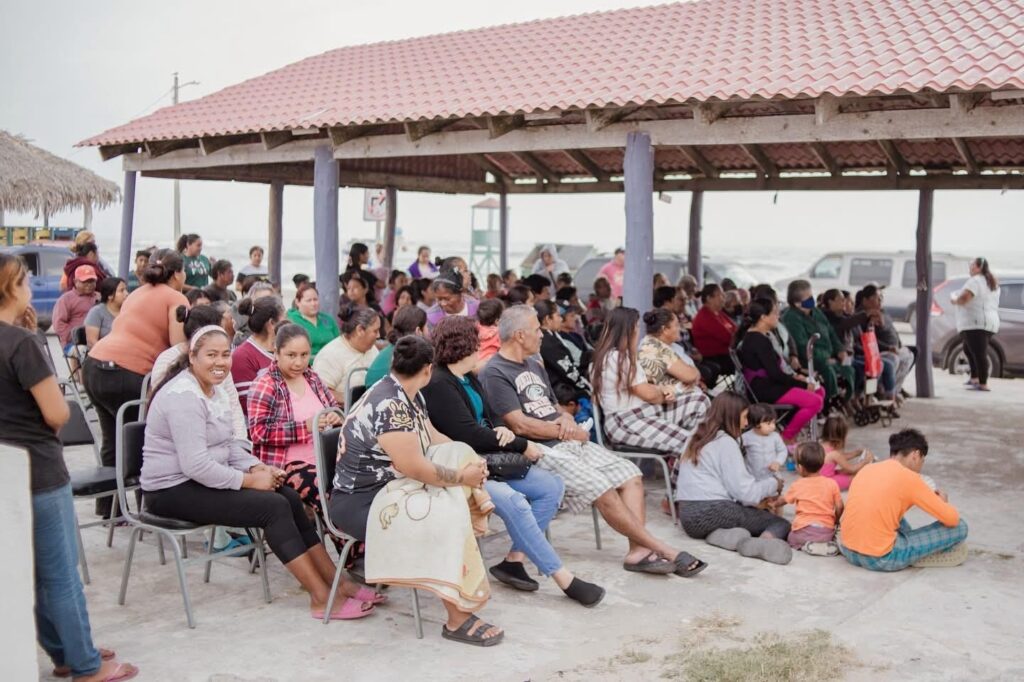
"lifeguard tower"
469,197,504,277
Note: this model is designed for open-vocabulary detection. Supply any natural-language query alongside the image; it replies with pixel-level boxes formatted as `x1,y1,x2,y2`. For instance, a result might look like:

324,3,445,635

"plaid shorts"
536,440,641,513
838,518,968,572
604,389,710,454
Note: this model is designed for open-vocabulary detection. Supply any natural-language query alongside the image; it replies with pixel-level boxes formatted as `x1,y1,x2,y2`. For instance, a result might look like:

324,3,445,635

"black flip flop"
441,614,505,647
673,551,708,578
623,552,676,574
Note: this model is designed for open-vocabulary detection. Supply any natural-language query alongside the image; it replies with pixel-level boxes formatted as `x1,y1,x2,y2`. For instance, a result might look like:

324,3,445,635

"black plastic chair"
114,400,271,628
728,346,797,423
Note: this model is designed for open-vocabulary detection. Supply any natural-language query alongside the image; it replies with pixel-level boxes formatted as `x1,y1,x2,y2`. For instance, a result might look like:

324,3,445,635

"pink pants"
787,524,835,548
777,386,825,441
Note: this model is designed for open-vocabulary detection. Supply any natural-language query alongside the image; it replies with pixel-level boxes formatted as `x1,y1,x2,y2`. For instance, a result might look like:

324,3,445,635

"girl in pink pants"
776,385,825,441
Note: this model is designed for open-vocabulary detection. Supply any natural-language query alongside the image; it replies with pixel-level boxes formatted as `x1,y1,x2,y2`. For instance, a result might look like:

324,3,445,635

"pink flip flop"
73,662,139,682
355,586,389,605
312,596,375,621
54,649,116,678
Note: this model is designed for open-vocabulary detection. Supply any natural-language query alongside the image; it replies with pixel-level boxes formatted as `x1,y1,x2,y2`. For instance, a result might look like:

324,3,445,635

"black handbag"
484,452,531,481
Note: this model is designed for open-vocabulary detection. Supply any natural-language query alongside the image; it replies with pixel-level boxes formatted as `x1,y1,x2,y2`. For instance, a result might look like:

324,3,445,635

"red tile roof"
82,0,1024,146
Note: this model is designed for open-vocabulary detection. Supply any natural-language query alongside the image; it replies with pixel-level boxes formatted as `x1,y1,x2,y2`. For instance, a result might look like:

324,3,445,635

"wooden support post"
499,190,509,274
267,181,284,287
688,190,703,286
623,131,654,313
83,204,93,229
313,146,340,320
914,189,935,398
383,186,397,273
117,171,137,279
42,209,49,228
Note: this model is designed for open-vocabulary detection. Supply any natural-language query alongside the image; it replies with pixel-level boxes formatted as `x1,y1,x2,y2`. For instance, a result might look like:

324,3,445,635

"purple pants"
788,524,835,548
777,386,825,440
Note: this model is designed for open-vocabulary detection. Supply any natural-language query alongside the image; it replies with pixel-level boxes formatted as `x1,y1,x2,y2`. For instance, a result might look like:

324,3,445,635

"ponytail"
733,297,775,349
975,257,998,291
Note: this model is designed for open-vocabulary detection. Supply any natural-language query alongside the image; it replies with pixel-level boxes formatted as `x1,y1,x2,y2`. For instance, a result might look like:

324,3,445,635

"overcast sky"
3,0,1022,269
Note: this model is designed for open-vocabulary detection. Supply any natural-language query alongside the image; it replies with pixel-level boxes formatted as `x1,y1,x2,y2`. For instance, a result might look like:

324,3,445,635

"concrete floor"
41,371,1023,682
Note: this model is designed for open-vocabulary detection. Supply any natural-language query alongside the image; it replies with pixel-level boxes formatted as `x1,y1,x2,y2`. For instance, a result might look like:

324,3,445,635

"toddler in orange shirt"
776,442,844,555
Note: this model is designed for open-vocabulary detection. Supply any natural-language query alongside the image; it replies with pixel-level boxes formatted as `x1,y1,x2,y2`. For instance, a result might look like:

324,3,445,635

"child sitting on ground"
741,403,788,482
819,416,875,491
475,298,504,366
777,442,843,554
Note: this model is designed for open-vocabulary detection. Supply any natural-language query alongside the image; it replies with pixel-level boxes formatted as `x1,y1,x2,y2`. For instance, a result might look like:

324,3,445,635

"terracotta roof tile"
82,0,1024,146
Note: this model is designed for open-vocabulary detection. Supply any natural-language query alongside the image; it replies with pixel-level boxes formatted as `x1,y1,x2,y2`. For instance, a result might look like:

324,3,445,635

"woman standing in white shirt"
951,257,1000,392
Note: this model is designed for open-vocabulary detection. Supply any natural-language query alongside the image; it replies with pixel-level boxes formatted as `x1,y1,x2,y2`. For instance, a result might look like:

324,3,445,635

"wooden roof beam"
676,145,718,178
815,94,840,125
563,149,610,182
809,142,840,176
949,93,981,117
261,130,294,150
951,138,980,174
486,114,525,139
466,154,509,184
144,139,198,158
404,119,457,142
878,139,909,176
199,135,249,156
740,143,778,178
585,105,641,132
99,143,139,161
692,102,726,126
512,152,558,184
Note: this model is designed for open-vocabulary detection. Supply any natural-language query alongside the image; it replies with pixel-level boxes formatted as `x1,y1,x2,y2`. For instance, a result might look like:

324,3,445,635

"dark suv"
0,244,113,328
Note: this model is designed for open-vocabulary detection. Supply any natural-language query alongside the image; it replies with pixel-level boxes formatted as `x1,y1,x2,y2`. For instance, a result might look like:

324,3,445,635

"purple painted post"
688,190,704,286
383,186,397,272
313,146,340,319
914,189,935,397
623,131,654,312
268,181,284,287
117,171,137,279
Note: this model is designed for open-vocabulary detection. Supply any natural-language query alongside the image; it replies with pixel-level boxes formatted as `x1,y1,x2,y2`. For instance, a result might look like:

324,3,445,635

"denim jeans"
33,483,101,676
485,466,565,576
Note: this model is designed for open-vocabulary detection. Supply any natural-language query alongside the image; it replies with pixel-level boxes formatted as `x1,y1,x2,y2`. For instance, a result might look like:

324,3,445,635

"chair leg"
591,506,602,550
656,458,677,524
118,527,140,605
412,589,424,639
168,534,196,628
323,562,346,625
255,530,271,604
106,494,119,548
157,535,166,566
75,516,91,585
203,527,216,584
181,535,189,559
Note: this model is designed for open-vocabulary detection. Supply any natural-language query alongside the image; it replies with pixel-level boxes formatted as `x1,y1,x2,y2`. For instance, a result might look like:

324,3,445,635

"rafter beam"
815,94,840,125
403,119,456,142
512,152,558,184
877,139,909,176
466,154,509,183
675,145,718,178
99,143,139,161
809,142,840,176
260,131,293,150
740,144,778,178
144,139,197,158
563,149,610,182
486,114,525,139
584,105,641,131
692,102,726,126
951,137,980,174
949,93,981,117
328,125,380,146
199,135,248,156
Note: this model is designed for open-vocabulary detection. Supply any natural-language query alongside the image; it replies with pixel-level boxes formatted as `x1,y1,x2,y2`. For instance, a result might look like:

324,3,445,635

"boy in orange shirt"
838,429,967,572
777,443,843,555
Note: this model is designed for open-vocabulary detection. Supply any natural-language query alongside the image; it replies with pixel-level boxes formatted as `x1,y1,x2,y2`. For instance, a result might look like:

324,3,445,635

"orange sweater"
840,459,959,557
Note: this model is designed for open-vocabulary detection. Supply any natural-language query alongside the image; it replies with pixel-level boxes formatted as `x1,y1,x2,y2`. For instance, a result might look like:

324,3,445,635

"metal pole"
499,190,509,274
914,189,935,398
83,203,93,230
622,131,655,312
267,181,284,287
688,190,704,286
382,187,397,273
313,146,340,319
118,171,137,279
172,72,181,241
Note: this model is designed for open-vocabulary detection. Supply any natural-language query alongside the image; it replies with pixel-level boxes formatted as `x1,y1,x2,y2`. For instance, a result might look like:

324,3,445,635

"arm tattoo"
433,464,460,485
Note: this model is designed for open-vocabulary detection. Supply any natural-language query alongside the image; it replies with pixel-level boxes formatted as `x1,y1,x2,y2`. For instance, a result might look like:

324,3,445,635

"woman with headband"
142,324,381,621
426,265,480,332
951,257,1001,392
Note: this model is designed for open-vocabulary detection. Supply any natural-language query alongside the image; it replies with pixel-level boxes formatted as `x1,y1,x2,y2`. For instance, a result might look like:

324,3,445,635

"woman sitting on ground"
312,305,380,408
141,324,379,621
421,316,605,607
328,336,505,646
591,307,710,457
426,267,480,331
638,307,703,391
84,276,127,348
689,283,736,386
286,283,339,362
535,299,591,400
365,305,427,389
674,392,793,565
736,298,825,443
231,296,286,416
818,415,875,491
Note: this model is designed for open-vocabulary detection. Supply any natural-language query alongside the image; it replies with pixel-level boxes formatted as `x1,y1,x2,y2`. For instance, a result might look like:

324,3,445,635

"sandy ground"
39,367,1024,682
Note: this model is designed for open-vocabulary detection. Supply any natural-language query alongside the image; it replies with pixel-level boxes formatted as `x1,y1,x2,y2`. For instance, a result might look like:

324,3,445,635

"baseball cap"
74,265,98,282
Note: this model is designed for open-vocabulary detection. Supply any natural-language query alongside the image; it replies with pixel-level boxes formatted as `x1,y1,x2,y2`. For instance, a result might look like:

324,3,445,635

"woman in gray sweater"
675,392,793,564
141,324,381,620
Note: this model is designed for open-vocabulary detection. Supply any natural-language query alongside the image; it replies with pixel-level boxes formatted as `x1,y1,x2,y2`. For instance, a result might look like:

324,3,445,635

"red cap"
74,264,98,281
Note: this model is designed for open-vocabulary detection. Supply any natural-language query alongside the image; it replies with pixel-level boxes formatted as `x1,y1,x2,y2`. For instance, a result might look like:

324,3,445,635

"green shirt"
781,306,842,367
364,343,393,388
183,254,212,289
286,309,340,362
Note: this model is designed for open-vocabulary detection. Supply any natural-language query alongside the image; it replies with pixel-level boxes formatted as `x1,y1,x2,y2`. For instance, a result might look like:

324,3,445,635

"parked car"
0,244,113,329
775,251,972,321
573,254,757,300
929,274,1024,379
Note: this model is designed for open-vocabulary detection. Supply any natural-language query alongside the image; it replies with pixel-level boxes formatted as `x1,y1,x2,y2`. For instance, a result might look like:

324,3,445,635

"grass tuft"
675,629,855,682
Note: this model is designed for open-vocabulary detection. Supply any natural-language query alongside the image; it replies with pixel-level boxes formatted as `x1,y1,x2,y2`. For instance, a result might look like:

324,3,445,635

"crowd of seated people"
12,236,977,672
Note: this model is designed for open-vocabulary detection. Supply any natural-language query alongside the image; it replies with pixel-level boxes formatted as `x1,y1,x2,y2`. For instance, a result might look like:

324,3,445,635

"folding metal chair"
728,346,797,423
591,401,677,525
114,400,271,628
804,333,821,442
139,372,152,418
312,407,424,637
343,366,368,411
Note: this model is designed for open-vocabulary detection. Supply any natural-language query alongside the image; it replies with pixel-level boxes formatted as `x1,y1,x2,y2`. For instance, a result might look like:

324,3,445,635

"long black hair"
347,242,369,269
142,249,184,286
238,296,285,336
683,392,749,465
733,297,776,348
591,307,640,406
974,257,998,291
97,277,125,304
175,233,201,253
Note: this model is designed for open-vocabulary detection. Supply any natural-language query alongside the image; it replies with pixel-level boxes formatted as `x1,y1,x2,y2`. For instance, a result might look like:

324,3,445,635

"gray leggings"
677,500,791,540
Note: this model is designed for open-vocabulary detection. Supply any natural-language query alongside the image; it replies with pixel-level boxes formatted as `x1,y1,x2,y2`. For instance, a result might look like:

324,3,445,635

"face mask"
801,297,816,310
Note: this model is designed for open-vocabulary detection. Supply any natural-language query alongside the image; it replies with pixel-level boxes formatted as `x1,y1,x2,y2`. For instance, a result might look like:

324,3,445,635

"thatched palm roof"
0,131,119,216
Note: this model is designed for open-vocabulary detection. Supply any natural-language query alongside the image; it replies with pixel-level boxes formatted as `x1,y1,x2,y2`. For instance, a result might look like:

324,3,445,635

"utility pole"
171,72,199,242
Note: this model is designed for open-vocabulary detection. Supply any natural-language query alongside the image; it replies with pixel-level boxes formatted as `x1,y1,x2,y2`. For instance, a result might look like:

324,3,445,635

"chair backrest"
35,329,58,374
591,400,608,448
728,346,748,397
115,399,146,521
806,332,820,376
311,407,349,539
139,373,152,418
58,393,101,464
71,326,87,348
343,366,368,410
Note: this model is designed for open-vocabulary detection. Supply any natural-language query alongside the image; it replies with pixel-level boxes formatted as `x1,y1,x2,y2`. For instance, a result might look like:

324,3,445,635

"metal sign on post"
363,189,387,222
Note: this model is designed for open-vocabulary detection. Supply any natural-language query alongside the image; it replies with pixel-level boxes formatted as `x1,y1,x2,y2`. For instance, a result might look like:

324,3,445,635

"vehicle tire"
946,340,1003,379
